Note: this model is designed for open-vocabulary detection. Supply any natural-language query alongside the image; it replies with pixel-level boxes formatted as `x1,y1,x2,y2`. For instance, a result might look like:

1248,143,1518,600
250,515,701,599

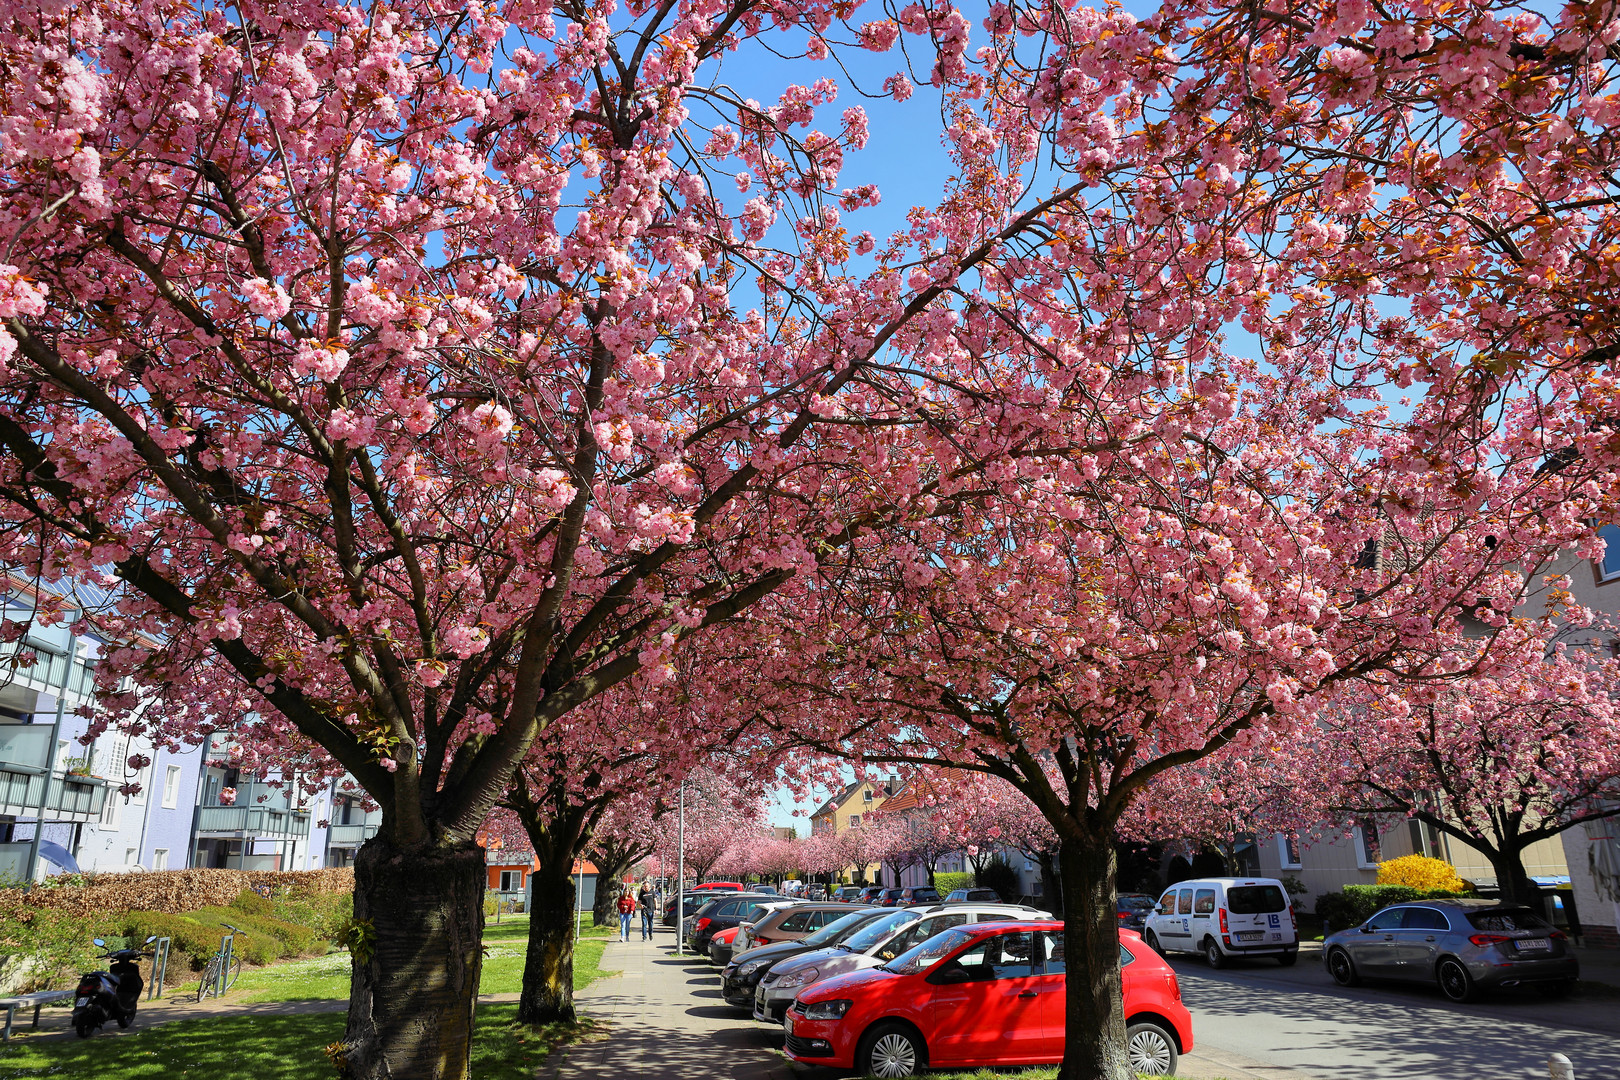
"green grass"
231,915,614,1003
0,1006,598,1080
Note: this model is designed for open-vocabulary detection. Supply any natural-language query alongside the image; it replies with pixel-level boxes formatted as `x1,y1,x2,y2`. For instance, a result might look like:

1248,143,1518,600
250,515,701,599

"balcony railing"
0,766,109,820
195,805,310,839
0,726,52,770
0,640,96,699
326,823,379,847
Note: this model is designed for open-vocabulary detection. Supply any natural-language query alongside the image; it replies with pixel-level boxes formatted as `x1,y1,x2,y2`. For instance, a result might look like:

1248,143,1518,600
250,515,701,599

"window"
499,870,523,892
124,847,137,865
847,814,861,828
1355,823,1382,869
1408,819,1443,860
1227,885,1288,914
778,911,814,933
1366,907,1406,931
162,765,181,808
1158,890,1176,913
1598,524,1620,582
1402,908,1450,931
1177,889,1194,915
1194,889,1216,915
100,788,121,827
953,931,1035,980
1039,930,1067,974
1278,834,1303,870
1466,908,1550,932
152,848,168,870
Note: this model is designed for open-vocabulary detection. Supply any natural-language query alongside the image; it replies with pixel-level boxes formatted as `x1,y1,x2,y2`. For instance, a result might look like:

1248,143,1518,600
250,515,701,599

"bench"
0,991,75,1041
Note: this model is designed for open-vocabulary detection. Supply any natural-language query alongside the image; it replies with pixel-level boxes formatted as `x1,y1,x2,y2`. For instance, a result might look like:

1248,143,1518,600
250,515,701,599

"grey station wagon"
1323,899,1578,1002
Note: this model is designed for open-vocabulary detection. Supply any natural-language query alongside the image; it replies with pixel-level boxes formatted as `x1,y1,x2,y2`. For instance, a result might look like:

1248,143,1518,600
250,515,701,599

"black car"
899,885,941,905
1116,892,1157,931
857,885,885,904
720,907,890,1008
684,893,779,953
663,893,707,927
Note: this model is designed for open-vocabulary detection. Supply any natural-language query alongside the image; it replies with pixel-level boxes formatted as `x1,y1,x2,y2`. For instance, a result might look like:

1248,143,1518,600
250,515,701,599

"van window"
1226,885,1287,914
1177,889,1194,915
1194,889,1216,915
1158,891,1176,913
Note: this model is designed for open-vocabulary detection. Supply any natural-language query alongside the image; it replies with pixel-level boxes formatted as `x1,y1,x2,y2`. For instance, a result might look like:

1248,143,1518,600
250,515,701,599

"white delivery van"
1142,877,1298,967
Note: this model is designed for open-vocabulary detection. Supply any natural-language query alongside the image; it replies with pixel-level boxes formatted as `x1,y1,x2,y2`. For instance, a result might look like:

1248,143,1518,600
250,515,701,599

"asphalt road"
1167,951,1620,1080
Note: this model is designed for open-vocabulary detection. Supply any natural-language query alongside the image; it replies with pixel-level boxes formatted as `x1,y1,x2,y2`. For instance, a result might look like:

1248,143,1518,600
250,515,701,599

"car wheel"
1126,1021,1179,1076
1437,957,1479,1003
1204,937,1228,969
1327,948,1359,987
1145,930,1165,956
1277,950,1298,967
856,1022,926,1079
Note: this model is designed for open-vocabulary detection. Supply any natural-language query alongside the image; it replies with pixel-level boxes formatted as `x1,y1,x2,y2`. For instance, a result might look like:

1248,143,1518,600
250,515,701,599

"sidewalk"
548,928,796,1080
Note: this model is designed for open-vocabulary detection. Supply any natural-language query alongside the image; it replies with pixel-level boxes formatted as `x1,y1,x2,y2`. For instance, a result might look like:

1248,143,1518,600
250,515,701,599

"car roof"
1165,878,1286,887
1383,898,1516,910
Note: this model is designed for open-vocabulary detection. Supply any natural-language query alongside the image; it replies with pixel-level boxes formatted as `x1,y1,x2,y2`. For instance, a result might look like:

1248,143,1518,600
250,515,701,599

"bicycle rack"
147,937,171,1001
205,929,236,999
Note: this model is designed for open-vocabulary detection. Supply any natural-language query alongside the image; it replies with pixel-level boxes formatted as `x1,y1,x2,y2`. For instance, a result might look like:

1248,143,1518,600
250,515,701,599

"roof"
872,768,968,814
809,781,866,820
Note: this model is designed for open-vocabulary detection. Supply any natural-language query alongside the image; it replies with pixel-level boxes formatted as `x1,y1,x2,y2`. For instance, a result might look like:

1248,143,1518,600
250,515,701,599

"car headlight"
738,959,769,980
802,999,852,1020
776,967,818,989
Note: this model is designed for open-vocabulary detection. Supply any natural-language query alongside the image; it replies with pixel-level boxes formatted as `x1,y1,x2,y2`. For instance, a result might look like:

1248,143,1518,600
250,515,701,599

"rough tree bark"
339,840,486,1080
519,855,580,1024
1057,833,1133,1080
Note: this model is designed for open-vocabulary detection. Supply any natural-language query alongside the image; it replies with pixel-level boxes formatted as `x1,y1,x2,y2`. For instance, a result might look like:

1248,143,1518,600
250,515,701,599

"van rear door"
1224,883,1292,945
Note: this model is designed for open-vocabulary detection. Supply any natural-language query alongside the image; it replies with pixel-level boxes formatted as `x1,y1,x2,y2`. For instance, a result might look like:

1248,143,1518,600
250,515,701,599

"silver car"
753,902,1051,1023
1323,899,1578,1002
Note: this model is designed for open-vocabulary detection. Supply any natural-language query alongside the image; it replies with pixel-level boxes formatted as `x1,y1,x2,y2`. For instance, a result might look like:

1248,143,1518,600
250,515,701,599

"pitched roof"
810,780,866,820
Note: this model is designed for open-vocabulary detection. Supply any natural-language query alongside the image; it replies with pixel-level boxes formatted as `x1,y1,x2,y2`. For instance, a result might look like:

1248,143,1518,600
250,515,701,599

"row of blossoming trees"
6,0,1620,1076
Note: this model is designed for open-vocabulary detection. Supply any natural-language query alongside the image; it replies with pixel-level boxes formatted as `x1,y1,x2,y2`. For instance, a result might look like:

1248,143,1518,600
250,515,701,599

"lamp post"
676,780,685,956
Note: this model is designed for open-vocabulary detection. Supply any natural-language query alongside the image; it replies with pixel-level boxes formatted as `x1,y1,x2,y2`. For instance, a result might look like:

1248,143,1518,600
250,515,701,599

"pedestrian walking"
638,883,655,940
616,889,636,942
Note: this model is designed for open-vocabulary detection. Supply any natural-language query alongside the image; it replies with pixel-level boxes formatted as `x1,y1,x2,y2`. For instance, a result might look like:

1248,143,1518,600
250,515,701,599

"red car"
783,922,1191,1078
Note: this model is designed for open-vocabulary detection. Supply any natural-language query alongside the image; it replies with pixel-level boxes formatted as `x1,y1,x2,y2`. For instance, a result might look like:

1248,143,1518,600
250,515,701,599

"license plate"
784,1013,794,1036
1236,932,1263,941
75,997,88,1007
1514,939,1550,951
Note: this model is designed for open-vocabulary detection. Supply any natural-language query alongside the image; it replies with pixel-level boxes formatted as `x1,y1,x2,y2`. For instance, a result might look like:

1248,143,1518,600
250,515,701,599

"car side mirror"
1358,926,1375,934
929,962,971,985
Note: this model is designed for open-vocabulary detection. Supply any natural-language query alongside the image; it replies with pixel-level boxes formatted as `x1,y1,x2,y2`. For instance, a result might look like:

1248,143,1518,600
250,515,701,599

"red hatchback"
783,922,1192,1078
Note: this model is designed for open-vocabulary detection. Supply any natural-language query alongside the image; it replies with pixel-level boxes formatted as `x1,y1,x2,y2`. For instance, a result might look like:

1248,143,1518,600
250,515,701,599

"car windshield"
1227,885,1287,914
1118,895,1155,911
1467,908,1551,932
843,910,920,951
911,889,939,900
803,910,875,947
883,927,977,975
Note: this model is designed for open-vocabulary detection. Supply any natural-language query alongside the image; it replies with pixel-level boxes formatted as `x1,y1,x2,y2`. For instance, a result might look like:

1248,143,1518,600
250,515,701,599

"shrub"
934,872,974,896
1316,883,1474,932
0,907,116,990
975,856,1020,903
0,868,354,920
1376,854,1466,892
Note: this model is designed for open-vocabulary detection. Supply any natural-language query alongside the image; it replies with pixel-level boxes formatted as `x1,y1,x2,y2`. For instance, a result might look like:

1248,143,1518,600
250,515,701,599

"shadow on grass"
0,1006,602,1080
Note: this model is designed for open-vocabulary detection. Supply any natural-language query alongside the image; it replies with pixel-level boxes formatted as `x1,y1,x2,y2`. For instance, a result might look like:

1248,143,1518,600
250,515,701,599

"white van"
1142,877,1298,967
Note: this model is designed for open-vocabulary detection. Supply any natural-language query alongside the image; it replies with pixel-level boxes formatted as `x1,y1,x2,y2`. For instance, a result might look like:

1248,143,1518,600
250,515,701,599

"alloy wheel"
1328,950,1356,986
869,1033,919,1078
1128,1026,1174,1075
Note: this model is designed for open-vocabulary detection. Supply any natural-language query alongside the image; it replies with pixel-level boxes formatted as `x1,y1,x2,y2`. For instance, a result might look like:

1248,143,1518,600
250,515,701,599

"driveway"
1167,952,1620,1080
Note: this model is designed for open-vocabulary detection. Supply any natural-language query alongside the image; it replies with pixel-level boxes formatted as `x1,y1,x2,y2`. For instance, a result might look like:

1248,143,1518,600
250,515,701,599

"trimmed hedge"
0,868,353,921
1315,883,1474,932
934,872,974,896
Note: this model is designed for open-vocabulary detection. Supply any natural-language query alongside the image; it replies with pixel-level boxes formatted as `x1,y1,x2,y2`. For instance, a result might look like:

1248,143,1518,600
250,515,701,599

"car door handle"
1425,936,1436,942
1382,935,1394,940
1018,991,1038,998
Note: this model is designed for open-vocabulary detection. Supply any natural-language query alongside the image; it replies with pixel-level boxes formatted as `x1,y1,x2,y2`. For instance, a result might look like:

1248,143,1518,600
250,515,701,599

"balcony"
0,728,110,821
326,823,379,848
195,805,310,840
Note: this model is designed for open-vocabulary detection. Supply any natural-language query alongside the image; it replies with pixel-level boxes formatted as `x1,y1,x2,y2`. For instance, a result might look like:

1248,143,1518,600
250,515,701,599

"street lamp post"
676,780,685,956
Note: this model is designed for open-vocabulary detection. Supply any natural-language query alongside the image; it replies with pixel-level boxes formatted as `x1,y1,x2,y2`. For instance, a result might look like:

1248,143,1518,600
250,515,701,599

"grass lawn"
0,1006,601,1080
232,914,615,1003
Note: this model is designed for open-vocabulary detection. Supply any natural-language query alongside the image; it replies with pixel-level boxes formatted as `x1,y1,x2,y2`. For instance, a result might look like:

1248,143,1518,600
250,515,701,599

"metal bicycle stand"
147,937,171,1001
210,929,236,998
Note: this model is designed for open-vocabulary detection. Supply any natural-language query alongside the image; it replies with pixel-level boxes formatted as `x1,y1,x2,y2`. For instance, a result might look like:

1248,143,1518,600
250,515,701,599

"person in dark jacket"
637,884,655,940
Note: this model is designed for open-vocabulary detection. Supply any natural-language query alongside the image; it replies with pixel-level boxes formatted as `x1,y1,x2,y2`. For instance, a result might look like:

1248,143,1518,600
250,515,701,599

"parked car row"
689,895,1194,1079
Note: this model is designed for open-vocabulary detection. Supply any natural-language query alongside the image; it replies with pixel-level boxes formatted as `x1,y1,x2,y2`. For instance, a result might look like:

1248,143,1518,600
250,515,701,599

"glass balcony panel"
0,726,52,770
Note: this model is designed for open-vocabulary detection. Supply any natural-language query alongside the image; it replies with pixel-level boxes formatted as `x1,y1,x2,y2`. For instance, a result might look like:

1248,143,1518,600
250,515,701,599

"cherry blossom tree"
1325,644,1620,905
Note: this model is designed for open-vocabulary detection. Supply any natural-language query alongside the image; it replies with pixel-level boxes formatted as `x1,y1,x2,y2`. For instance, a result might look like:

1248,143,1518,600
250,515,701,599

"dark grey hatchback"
1323,899,1578,1002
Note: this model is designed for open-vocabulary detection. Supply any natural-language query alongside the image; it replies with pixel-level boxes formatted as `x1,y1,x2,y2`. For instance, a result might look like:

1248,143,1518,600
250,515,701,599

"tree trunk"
592,874,621,927
338,839,485,1080
519,857,579,1024
1056,833,1133,1080
1490,846,1540,910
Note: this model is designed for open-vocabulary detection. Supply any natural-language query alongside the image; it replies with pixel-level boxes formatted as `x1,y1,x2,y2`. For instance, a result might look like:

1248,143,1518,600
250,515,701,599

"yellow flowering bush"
1376,854,1465,892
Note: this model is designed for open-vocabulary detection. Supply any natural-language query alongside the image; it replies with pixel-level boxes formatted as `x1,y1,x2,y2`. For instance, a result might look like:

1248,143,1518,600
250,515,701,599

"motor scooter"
72,936,157,1038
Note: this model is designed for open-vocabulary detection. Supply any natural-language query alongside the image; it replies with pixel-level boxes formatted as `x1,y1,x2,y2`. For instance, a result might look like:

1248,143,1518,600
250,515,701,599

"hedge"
0,868,353,921
934,872,974,896
1314,883,1474,932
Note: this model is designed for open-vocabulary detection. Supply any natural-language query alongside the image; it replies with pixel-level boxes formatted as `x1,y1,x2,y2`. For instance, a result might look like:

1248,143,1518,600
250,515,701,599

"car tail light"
754,937,772,945
696,917,711,933
1218,909,1228,934
1288,907,1297,932
1164,971,1180,1002
1470,933,1510,946
1118,911,1130,921
1550,930,1567,941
